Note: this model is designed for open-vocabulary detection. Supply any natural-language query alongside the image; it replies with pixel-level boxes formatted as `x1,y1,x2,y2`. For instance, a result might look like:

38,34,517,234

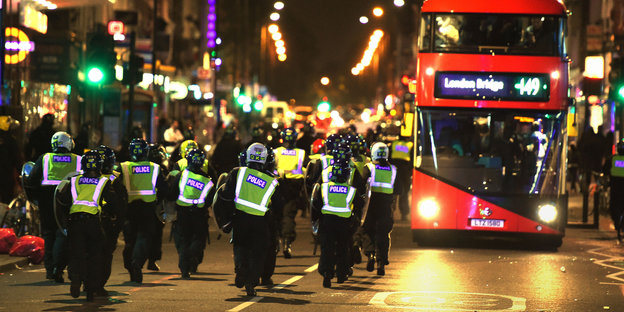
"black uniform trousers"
67,213,104,293
233,212,269,288
318,214,351,279
362,195,394,265
173,205,208,275
123,201,157,271
148,209,164,264
610,176,624,228
390,159,411,218
280,178,304,242
39,197,68,277
261,215,280,281
100,215,123,288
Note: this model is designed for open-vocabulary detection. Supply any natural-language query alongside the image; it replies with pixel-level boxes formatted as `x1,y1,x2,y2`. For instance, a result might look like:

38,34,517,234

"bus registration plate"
470,219,504,228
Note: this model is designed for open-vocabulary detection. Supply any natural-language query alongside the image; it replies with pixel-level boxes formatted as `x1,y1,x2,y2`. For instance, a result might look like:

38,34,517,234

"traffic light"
317,97,330,112
85,31,116,85
122,55,144,85
609,56,624,101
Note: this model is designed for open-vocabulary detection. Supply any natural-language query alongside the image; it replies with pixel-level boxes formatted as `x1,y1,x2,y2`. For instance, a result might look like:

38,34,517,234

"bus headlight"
418,198,439,219
538,204,557,223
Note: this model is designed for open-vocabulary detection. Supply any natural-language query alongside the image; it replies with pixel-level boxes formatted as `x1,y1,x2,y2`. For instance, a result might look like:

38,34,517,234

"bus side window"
419,14,432,51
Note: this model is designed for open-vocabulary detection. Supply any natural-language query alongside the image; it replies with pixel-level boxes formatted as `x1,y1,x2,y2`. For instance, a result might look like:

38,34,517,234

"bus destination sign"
435,72,550,102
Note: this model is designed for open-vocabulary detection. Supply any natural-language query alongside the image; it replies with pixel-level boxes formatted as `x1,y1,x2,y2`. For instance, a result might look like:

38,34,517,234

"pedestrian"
118,138,168,284
362,142,400,276
568,143,580,192
24,113,56,161
167,148,215,278
95,145,126,296
296,122,316,156
27,131,81,282
389,135,413,221
0,115,23,204
54,150,119,301
163,120,184,155
274,128,307,258
214,143,282,296
310,157,364,288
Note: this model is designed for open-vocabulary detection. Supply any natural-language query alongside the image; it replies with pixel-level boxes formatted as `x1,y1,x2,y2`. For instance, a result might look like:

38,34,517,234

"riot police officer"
362,142,400,276
274,128,307,258
311,157,364,288
607,141,624,235
389,136,413,221
214,143,283,296
146,143,169,271
118,139,167,284
305,133,342,192
260,146,282,286
28,131,81,282
96,145,126,295
167,148,215,278
55,150,119,301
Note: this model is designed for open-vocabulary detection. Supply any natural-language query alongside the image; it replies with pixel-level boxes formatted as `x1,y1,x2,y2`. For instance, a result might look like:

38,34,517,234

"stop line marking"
227,263,318,312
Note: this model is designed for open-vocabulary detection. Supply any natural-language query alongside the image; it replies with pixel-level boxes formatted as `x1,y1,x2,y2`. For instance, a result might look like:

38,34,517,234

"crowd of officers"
24,124,414,300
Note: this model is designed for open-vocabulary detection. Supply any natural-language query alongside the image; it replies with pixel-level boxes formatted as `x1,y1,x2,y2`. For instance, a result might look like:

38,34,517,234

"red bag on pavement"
9,235,45,264
0,228,17,253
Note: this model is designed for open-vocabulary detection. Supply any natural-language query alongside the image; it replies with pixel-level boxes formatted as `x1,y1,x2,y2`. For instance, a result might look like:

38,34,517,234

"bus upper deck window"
419,14,432,51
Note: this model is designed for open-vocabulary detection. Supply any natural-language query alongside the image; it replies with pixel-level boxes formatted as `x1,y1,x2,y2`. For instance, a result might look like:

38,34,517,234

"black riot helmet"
129,138,149,161
186,149,206,173
281,127,297,147
148,143,167,165
81,150,103,176
331,141,352,162
618,141,624,156
331,157,351,183
97,145,116,174
325,133,342,154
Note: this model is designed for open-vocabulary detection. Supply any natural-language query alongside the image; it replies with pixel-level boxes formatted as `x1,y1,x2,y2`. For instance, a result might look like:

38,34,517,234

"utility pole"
127,32,136,136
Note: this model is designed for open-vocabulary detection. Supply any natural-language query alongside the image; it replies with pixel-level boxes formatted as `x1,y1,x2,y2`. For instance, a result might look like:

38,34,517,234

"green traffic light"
253,101,264,111
618,85,624,100
317,101,330,112
87,67,104,83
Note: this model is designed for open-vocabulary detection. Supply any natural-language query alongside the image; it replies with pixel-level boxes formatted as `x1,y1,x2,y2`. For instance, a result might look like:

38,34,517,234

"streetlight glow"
394,0,405,7
275,40,285,48
272,32,282,41
278,54,287,62
373,7,384,17
268,24,279,34
276,46,286,55
320,77,330,85
359,16,369,24
270,12,280,21
351,68,360,76
274,1,284,10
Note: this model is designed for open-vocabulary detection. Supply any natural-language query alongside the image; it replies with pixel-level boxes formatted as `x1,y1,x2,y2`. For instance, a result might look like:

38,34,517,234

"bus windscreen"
435,72,550,102
422,14,562,56
416,109,565,196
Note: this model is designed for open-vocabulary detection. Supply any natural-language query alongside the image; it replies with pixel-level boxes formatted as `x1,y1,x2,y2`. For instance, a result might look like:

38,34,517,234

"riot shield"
53,180,70,236
360,177,372,224
20,162,35,202
156,200,177,224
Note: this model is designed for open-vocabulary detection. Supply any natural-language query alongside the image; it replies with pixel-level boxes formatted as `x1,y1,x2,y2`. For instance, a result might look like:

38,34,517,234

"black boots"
147,260,160,271
283,240,292,259
366,254,376,272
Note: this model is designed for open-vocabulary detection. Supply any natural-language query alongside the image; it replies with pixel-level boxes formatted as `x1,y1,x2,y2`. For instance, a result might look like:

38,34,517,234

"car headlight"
538,204,557,223
418,198,439,219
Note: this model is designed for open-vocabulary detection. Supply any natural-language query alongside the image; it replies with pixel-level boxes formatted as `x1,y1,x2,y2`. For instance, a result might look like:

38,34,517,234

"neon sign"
5,27,32,64
435,72,550,102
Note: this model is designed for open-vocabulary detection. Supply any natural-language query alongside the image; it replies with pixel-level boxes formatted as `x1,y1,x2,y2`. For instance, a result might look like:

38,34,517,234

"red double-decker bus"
411,0,569,247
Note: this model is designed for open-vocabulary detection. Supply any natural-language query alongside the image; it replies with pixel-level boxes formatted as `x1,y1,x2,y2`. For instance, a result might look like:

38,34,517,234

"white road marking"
588,247,624,283
369,291,526,311
226,263,318,311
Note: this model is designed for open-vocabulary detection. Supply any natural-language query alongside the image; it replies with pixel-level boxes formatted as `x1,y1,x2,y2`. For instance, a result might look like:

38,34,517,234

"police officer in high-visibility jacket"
311,157,364,288
305,133,342,200
274,128,307,258
362,142,400,276
389,136,413,221
28,131,81,283
347,134,370,179
118,138,167,284
95,145,126,296
167,148,215,279
606,141,624,232
215,143,283,296
54,150,119,301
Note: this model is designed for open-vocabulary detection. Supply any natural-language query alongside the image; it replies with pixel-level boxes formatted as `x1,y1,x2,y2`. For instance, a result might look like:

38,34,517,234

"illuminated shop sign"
20,3,48,34
5,27,32,64
435,72,550,102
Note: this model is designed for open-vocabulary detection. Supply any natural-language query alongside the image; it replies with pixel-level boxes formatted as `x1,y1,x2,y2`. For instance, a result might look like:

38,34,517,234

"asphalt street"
1,213,624,311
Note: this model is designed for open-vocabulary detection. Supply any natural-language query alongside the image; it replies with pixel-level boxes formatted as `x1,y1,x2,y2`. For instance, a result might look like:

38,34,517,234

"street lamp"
278,54,287,62
394,0,405,7
270,12,280,21
373,7,384,17
268,24,279,34
320,77,330,85
359,16,369,24
274,1,284,10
